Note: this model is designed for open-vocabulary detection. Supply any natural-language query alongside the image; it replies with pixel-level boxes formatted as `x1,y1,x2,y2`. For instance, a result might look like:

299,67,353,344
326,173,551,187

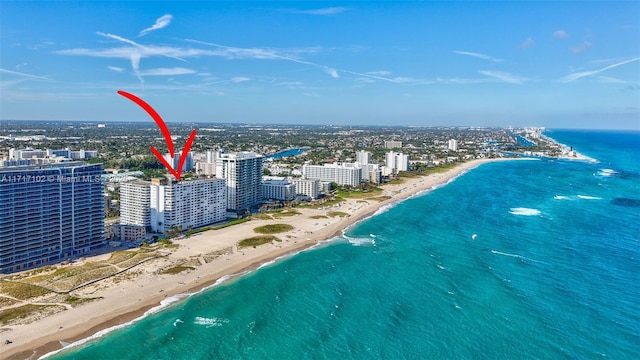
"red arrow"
117,90,197,181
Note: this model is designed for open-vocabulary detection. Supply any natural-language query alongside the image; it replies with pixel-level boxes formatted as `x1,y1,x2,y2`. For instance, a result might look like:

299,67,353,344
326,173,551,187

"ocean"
49,130,640,359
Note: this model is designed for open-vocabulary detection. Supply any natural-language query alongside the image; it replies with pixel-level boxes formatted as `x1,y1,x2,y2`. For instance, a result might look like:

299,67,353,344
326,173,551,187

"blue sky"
1,1,639,129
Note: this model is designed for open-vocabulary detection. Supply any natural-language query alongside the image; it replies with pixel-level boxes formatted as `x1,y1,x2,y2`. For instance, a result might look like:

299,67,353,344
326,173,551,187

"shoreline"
3,157,527,360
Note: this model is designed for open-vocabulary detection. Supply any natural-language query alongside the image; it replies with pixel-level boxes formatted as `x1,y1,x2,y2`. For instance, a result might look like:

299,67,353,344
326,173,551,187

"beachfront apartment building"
120,181,151,228
150,178,226,233
262,177,295,201
360,163,382,184
216,152,264,214
0,163,104,273
292,178,320,199
385,151,410,174
302,163,362,187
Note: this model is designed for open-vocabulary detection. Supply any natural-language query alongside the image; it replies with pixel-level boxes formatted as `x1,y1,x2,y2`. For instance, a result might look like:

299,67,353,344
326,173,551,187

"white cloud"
139,67,197,76
570,41,592,54
560,57,640,82
291,7,348,15
596,76,627,84
186,39,340,79
366,70,391,76
453,51,503,62
0,68,50,80
520,38,534,49
139,14,173,37
553,29,569,39
107,66,124,72
231,76,251,83
15,62,28,70
478,70,528,84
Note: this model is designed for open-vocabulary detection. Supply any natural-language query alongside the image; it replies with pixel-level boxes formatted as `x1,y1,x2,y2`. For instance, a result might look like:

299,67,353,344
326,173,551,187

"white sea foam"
173,319,184,327
374,203,394,216
491,250,524,259
597,169,617,177
490,250,545,264
577,195,602,200
344,235,375,246
509,207,541,216
437,264,446,270
554,195,571,200
193,316,229,328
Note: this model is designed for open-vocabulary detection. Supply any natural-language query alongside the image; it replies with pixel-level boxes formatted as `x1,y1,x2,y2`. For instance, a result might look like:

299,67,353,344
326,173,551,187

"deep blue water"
50,130,640,359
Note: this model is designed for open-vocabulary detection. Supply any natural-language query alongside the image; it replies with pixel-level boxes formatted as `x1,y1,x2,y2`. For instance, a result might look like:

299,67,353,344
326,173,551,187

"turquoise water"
50,130,640,359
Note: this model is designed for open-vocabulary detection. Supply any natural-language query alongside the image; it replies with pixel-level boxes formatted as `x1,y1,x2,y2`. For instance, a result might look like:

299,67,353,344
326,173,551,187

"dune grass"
254,224,294,234
238,235,281,248
160,265,195,275
327,211,349,218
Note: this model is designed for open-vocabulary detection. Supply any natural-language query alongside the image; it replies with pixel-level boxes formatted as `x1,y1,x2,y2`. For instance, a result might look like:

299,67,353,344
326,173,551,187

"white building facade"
262,177,295,201
150,178,226,233
163,151,194,174
356,150,372,165
302,163,362,187
120,181,151,228
385,152,410,174
448,139,459,151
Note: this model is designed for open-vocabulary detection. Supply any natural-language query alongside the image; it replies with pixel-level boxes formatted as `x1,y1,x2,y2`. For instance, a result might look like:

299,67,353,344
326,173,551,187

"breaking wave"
509,207,541,216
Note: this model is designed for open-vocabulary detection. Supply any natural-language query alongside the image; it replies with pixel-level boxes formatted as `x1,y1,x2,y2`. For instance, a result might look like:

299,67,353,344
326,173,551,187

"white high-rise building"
262,177,295,201
120,181,151,228
448,139,459,151
302,163,362,187
150,178,226,233
292,178,319,199
163,151,194,173
195,150,221,176
356,150,372,165
385,152,410,174
360,163,382,183
216,152,264,213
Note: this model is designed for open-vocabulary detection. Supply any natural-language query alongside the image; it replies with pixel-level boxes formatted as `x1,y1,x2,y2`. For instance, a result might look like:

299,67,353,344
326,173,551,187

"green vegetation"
107,251,137,265
64,296,102,307
254,224,294,234
310,215,328,219
270,209,301,218
0,280,52,300
0,296,18,308
319,196,345,207
367,195,392,202
252,213,273,220
327,211,349,218
337,187,383,199
0,304,65,325
183,218,251,237
160,265,195,275
238,235,281,248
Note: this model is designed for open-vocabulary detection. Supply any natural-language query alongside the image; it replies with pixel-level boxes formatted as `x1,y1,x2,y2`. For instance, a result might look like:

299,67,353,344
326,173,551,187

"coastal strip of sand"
2,157,527,360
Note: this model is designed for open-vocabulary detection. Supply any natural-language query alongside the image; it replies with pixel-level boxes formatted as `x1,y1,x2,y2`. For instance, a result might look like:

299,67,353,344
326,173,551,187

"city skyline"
1,1,639,129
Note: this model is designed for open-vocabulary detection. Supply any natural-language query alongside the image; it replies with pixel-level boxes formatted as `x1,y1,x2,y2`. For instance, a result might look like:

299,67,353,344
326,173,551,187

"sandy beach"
2,158,524,360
